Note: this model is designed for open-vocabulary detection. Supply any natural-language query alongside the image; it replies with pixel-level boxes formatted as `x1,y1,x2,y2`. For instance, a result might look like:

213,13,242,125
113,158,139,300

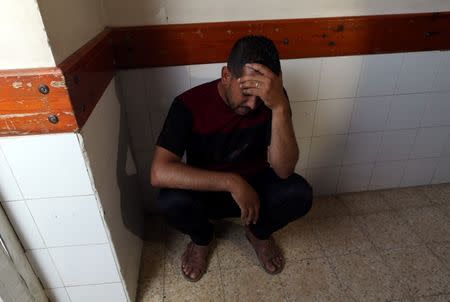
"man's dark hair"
227,35,281,77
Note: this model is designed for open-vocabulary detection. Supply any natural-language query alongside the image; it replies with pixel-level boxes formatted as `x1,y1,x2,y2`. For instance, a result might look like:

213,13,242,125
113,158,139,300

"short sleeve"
156,97,193,158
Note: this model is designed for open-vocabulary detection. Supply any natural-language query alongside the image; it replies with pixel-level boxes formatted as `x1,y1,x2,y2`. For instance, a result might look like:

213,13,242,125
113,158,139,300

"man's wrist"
225,173,243,193
272,101,290,117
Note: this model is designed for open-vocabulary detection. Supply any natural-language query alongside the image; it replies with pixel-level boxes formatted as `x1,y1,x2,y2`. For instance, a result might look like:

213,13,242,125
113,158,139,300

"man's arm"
238,63,299,178
268,104,299,179
150,146,260,225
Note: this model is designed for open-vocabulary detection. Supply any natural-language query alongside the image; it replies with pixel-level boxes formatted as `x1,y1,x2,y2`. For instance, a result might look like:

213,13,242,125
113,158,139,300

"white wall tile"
49,244,120,286
385,94,427,130
26,249,63,289
442,134,450,156
0,134,93,199
421,92,450,127
144,66,191,112
188,63,224,88
410,126,450,159
357,53,403,97
27,196,108,247
343,132,382,165
432,156,450,184
66,283,127,302
396,51,441,94
291,101,316,138
369,161,407,190
281,58,322,101
2,201,45,250
306,166,340,196
432,51,450,92
150,110,169,143
318,56,362,100
377,129,417,161
337,164,373,193
401,158,439,187
127,109,154,151
45,288,70,302
0,147,22,202
313,99,354,136
296,137,311,170
350,96,391,132
117,69,146,109
309,135,347,168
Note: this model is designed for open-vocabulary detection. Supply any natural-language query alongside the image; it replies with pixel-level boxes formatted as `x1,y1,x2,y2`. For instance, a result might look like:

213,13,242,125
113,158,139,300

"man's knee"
283,173,313,217
155,188,197,216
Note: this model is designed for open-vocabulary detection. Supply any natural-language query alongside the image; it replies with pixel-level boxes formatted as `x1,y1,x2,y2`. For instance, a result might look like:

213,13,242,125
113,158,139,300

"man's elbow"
150,164,162,187
273,166,295,179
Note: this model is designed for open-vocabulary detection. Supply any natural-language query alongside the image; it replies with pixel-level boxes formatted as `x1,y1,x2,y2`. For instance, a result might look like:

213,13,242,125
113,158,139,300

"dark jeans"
156,168,313,245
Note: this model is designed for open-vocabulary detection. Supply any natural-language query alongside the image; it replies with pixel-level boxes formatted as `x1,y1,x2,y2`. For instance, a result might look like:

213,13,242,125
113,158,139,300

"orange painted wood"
0,68,78,136
111,12,450,68
59,28,115,128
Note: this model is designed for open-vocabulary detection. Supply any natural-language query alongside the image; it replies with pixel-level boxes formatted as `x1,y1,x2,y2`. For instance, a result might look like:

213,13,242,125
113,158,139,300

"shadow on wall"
115,78,146,239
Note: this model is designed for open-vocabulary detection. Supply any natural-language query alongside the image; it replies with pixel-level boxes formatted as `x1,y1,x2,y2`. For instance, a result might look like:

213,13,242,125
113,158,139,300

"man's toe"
266,260,276,272
190,269,199,279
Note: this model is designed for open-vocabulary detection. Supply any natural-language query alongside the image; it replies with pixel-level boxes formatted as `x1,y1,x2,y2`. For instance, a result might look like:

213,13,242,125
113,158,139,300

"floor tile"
427,242,450,270
312,216,374,256
279,258,353,302
222,266,285,302
438,203,450,218
164,270,224,302
140,243,165,279
381,246,450,297
400,206,450,243
413,294,450,302
276,219,324,263
136,276,164,302
306,196,351,219
338,191,392,215
330,251,409,301
381,187,434,209
425,184,450,205
353,211,422,250
215,222,259,270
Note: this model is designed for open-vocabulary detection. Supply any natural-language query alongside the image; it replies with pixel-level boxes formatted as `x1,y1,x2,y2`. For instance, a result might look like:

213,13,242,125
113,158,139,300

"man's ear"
221,66,232,85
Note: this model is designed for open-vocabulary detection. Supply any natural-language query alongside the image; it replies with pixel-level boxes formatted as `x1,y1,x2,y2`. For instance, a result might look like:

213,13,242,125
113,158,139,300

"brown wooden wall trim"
1,12,450,136
111,12,450,68
0,29,115,136
0,68,78,135
59,28,115,128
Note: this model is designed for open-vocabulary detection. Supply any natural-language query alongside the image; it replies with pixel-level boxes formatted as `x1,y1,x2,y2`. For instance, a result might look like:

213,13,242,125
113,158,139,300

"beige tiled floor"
137,183,450,302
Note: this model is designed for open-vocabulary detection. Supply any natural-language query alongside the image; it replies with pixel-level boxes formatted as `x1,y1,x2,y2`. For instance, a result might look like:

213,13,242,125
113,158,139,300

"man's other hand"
229,175,260,225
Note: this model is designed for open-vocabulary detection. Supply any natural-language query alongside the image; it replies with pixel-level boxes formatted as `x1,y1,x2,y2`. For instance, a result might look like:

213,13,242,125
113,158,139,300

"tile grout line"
212,235,227,302
379,189,449,300
308,208,358,302
161,223,167,302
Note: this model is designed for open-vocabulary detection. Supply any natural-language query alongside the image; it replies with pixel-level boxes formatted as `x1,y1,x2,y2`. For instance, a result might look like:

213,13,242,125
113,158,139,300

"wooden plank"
0,28,115,136
111,12,450,68
0,68,78,136
59,28,115,128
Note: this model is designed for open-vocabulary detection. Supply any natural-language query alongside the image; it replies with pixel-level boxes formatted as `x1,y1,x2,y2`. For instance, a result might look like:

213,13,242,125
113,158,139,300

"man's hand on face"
238,63,288,112
229,176,260,226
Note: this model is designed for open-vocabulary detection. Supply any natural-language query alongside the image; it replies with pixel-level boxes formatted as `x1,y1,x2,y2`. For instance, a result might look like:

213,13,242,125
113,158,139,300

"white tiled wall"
80,78,143,302
0,133,126,302
118,50,450,197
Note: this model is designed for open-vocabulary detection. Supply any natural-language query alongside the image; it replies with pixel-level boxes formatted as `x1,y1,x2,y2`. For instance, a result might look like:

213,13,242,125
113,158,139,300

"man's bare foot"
245,228,284,274
181,241,211,282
